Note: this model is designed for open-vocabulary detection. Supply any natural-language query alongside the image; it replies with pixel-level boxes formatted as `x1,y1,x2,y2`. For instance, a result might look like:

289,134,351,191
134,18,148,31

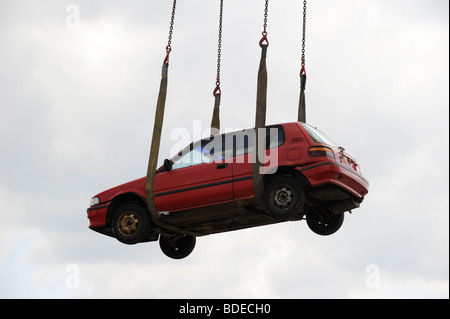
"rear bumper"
296,161,369,199
87,203,109,228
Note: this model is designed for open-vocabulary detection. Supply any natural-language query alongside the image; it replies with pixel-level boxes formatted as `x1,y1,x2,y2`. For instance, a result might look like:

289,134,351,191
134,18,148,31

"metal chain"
259,0,269,46
214,0,224,94
300,0,307,75
263,0,268,35
164,0,177,64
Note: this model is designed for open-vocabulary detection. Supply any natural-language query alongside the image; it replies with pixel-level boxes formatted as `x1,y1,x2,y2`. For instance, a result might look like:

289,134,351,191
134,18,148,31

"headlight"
90,196,100,207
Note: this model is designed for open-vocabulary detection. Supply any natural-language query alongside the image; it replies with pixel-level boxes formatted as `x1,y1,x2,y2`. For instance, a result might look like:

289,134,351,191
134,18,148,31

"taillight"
308,146,335,159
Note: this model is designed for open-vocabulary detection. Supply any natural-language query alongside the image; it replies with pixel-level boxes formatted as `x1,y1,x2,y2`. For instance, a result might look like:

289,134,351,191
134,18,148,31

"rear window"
301,123,339,148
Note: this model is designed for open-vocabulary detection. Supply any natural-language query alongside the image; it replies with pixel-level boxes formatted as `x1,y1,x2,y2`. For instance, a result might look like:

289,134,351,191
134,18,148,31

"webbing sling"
253,1,269,210
298,74,306,122
145,63,201,237
210,93,221,136
145,62,168,227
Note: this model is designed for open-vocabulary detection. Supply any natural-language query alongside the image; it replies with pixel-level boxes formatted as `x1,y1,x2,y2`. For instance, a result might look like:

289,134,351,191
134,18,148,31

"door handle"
216,163,228,169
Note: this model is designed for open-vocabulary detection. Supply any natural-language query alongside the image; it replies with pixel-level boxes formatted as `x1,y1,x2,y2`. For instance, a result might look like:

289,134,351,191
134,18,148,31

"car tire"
159,235,196,259
264,176,305,219
306,211,344,236
112,203,151,245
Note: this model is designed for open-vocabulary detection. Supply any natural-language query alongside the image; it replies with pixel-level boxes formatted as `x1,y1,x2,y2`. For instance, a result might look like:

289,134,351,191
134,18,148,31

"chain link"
263,0,268,35
164,0,177,64
259,0,269,46
300,0,307,73
213,0,224,96
216,0,223,87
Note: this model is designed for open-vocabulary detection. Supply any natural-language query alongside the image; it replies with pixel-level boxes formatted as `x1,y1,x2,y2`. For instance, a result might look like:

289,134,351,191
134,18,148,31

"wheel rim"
272,186,294,209
117,211,140,237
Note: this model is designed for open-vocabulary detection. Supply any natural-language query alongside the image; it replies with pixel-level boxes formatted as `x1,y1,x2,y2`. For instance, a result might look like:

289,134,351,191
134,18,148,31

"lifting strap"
210,0,224,136
145,60,169,228
145,0,200,237
253,0,269,209
298,0,307,123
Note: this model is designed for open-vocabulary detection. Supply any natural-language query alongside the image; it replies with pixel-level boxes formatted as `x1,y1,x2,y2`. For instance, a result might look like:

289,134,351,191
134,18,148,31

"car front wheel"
112,203,151,245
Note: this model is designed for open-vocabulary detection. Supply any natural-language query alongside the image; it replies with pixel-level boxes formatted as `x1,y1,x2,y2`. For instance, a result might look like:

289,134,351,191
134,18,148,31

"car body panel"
154,159,233,212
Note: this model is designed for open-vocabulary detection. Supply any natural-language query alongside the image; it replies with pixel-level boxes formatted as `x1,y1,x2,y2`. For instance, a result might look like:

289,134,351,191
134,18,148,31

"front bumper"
87,203,109,228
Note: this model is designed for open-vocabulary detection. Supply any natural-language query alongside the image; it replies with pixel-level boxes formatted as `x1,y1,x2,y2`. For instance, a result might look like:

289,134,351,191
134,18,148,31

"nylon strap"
298,74,306,122
146,64,168,227
253,44,268,209
210,93,221,136
145,63,201,237
253,0,270,209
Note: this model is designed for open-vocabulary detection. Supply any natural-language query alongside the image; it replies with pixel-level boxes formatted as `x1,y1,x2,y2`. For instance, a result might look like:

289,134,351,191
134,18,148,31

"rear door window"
171,134,235,170
203,134,235,161
236,126,285,156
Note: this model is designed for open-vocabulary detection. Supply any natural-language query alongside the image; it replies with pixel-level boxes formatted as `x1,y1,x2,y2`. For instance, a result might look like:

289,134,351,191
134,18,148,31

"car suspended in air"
87,122,369,259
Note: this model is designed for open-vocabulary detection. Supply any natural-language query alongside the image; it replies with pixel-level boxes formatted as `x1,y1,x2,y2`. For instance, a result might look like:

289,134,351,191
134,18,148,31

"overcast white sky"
0,0,448,299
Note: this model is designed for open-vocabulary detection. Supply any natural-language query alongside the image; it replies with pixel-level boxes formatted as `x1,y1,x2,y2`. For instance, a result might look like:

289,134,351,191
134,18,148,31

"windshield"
301,123,339,148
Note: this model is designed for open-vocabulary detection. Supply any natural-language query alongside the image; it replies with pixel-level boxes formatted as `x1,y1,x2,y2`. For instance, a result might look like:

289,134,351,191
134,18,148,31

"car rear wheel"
159,234,196,259
264,176,305,219
306,210,344,236
112,203,151,245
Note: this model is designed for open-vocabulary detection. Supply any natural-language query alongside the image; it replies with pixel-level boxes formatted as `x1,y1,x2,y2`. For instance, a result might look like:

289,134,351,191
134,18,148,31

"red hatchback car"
87,122,369,259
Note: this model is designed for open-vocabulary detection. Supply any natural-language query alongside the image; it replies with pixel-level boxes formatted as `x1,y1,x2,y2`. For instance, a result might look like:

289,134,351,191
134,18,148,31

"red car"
87,122,369,259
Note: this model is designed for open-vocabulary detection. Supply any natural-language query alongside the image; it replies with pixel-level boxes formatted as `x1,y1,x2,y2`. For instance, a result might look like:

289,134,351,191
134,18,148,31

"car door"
153,134,234,212
232,129,256,200
232,126,286,200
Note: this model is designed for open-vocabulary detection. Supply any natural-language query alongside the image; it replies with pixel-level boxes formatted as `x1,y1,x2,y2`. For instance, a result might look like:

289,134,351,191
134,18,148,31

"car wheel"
159,234,196,259
306,210,344,236
264,176,305,219
112,203,151,245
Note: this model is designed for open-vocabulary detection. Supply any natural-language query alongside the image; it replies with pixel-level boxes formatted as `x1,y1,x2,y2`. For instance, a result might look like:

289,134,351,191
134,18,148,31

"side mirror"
163,159,173,171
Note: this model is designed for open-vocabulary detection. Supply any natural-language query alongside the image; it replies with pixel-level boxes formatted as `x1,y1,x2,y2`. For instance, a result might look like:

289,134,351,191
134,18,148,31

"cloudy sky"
0,0,448,299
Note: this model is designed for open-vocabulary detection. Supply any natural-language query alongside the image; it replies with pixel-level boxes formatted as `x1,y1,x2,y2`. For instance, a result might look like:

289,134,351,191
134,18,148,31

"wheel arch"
106,192,147,225
263,166,310,189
